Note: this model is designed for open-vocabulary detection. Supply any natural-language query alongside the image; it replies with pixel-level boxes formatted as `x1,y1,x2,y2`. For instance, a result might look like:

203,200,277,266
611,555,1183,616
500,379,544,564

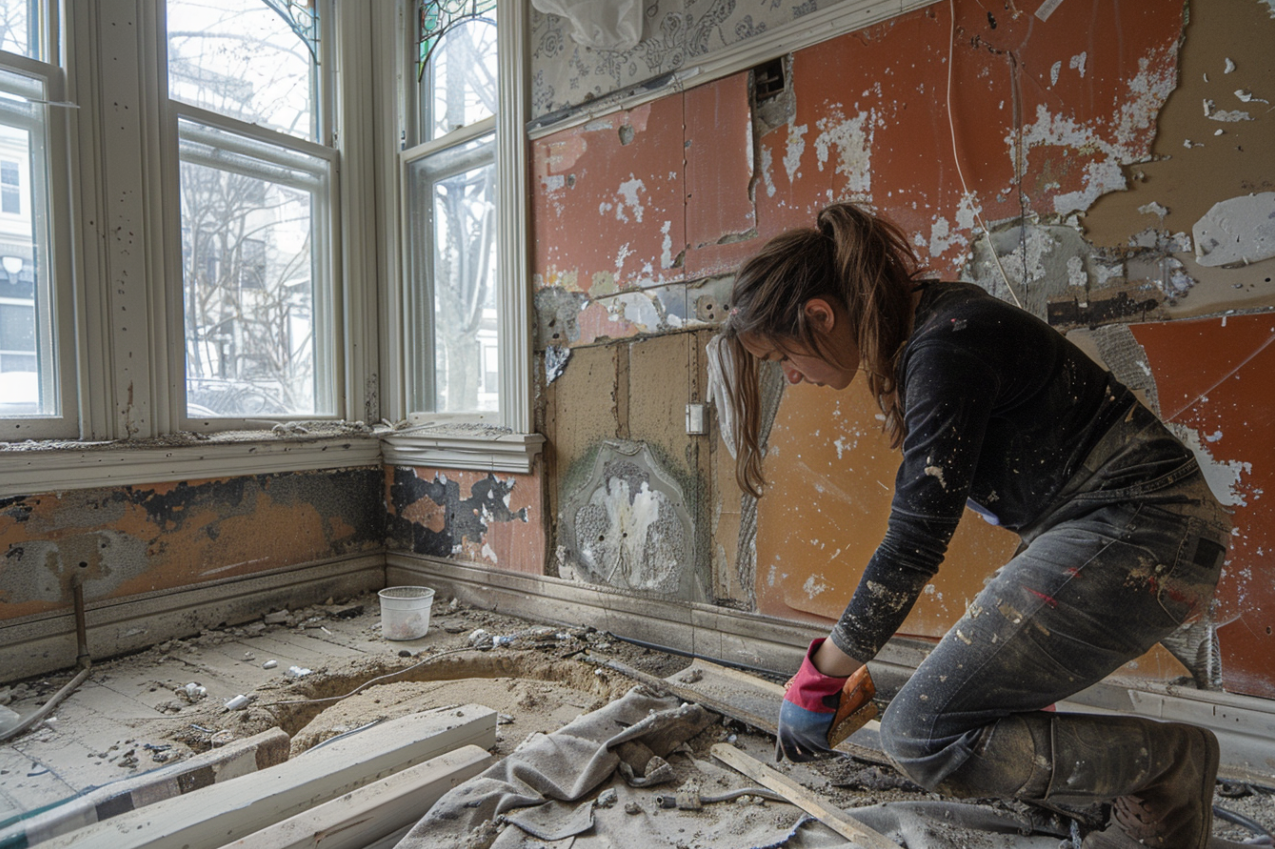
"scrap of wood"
0,728,291,848
41,705,498,849
711,743,904,849
220,745,492,849
584,654,777,731
588,655,889,765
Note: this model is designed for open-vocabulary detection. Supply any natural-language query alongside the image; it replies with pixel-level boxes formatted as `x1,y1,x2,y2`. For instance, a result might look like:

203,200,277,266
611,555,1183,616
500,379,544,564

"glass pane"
0,0,38,60
0,65,54,418
422,16,497,142
405,132,498,414
179,118,330,418
167,0,318,141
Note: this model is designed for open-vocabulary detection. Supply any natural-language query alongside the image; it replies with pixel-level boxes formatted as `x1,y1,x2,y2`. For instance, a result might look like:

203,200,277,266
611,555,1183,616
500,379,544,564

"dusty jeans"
878,404,1232,795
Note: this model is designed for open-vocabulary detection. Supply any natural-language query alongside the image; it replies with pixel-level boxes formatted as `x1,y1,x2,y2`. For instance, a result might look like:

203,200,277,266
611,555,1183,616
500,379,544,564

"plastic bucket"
378,586,436,641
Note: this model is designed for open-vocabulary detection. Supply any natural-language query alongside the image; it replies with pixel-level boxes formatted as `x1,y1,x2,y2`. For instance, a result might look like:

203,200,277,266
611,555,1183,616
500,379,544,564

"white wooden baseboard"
388,552,1275,784
0,554,385,682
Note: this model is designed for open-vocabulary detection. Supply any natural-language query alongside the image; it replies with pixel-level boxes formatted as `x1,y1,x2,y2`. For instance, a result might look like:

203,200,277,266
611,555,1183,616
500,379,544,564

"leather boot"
1076,720,1219,849
935,713,1218,849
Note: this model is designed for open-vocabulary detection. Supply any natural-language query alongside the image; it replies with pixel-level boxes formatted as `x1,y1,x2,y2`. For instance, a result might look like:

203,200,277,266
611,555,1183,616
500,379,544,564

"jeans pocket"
1151,517,1227,626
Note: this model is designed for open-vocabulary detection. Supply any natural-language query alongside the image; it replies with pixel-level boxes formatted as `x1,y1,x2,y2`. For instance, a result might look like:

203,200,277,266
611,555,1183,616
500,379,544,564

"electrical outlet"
685,403,707,435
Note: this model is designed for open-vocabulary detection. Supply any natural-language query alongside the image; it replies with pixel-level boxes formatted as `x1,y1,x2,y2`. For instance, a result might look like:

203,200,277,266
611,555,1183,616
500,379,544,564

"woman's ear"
802,298,837,333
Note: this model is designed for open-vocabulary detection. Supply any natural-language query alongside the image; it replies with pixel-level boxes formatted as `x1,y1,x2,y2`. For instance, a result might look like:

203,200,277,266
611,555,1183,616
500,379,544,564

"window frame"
159,0,346,432
381,0,539,472
0,11,79,440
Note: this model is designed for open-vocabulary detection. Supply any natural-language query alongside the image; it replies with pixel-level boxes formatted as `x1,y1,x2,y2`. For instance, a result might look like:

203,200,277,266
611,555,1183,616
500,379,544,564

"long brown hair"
720,203,922,497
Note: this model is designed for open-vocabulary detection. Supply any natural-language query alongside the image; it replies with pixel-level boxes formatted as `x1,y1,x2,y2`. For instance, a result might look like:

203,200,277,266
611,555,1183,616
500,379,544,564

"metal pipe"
0,583,92,744
73,581,90,669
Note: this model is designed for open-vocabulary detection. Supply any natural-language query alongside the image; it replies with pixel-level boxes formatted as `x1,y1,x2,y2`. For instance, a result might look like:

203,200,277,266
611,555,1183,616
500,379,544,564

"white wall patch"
1192,192,1275,268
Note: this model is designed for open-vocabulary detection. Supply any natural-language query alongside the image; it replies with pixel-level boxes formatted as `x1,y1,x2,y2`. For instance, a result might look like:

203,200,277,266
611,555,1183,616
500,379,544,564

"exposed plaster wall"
0,468,384,621
543,331,712,602
529,0,1275,697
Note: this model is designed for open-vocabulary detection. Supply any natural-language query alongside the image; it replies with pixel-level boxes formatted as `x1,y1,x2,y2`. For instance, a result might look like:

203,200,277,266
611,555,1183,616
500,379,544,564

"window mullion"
495,0,529,433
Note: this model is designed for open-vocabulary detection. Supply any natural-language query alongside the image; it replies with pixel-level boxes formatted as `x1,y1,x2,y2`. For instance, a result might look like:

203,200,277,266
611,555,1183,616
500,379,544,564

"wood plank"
0,730,290,849
588,655,890,765
219,745,491,849
711,744,903,849
40,705,497,849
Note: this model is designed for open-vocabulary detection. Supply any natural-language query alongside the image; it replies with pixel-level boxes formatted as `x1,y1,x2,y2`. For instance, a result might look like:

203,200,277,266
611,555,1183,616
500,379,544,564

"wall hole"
753,58,786,102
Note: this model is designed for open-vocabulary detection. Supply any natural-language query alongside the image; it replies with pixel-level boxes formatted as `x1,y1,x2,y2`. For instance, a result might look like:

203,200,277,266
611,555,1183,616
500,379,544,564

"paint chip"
1192,192,1275,267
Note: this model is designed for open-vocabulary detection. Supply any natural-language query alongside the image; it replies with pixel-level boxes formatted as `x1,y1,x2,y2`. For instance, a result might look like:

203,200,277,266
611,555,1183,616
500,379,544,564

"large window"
402,0,501,417
167,0,337,422
0,4,71,429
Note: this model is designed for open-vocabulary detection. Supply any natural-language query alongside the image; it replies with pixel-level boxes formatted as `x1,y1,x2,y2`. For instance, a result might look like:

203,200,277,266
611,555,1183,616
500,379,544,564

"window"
403,1,499,417
167,0,338,423
0,4,74,431
0,0,37,59
1,158,19,214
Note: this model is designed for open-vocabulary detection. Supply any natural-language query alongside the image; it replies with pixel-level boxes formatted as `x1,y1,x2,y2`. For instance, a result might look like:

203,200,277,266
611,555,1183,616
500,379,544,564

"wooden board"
219,745,492,849
41,705,497,849
711,743,903,849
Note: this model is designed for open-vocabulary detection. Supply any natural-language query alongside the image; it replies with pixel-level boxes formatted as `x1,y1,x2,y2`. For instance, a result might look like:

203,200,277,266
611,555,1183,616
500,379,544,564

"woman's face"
738,298,860,390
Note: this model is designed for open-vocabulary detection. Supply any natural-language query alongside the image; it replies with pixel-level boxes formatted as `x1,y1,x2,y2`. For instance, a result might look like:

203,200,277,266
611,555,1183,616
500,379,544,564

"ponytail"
718,204,921,496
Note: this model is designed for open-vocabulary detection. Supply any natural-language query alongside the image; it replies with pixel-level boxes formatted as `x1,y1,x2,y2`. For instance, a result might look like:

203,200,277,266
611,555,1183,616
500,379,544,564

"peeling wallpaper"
530,0,860,120
385,466,547,575
531,0,1275,698
0,468,384,621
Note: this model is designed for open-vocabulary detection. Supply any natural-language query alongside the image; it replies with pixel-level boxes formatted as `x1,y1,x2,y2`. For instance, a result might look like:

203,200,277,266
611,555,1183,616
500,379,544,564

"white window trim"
380,0,539,473
0,1,538,488
0,434,383,498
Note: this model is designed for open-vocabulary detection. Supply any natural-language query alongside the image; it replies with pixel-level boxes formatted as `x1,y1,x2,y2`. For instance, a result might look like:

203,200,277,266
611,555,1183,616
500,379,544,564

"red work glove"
776,638,848,761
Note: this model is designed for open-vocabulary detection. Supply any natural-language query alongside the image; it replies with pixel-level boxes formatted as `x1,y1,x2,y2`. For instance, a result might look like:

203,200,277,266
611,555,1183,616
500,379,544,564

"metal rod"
73,580,90,669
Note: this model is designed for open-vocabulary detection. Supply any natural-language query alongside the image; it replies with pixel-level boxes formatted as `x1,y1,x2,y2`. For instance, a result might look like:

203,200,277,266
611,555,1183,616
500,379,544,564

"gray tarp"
393,686,1251,849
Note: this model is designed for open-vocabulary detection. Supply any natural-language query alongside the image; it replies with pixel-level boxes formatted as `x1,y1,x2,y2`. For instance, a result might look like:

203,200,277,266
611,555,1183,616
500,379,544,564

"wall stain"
0,468,384,618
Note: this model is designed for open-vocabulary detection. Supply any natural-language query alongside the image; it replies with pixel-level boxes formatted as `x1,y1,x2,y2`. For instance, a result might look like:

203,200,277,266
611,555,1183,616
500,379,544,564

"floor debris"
1,591,1272,848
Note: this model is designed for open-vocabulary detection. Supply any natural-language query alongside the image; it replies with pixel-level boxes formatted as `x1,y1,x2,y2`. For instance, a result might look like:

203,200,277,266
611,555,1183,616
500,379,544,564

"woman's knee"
878,699,950,790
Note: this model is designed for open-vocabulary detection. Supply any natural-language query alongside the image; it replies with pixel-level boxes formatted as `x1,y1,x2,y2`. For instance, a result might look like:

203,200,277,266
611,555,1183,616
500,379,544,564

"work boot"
932,713,1219,849
1079,722,1219,849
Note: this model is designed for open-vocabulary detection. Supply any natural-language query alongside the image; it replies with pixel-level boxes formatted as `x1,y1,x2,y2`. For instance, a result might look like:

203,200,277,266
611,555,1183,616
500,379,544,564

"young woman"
719,203,1231,849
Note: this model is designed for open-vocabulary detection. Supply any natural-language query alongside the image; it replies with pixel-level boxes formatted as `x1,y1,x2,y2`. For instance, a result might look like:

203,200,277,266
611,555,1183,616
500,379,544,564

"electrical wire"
1213,804,1275,844
945,0,1024,308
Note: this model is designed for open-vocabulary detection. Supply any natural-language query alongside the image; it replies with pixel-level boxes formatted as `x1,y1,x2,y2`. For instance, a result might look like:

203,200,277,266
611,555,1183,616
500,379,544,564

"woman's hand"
777,637,861,760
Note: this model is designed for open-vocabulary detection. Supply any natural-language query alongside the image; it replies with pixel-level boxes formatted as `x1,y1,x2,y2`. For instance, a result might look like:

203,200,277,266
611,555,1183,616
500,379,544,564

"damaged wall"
529,0,871,121
0,468,385,622
385,465,547,575
529,0,1275,698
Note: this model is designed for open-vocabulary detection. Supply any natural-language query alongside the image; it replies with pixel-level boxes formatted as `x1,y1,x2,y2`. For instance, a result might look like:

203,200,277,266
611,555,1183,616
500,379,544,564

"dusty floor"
2,591,1274,847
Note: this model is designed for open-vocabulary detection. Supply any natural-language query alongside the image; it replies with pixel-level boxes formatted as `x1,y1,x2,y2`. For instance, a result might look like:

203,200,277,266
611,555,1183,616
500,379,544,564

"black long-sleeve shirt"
829,282,1190,664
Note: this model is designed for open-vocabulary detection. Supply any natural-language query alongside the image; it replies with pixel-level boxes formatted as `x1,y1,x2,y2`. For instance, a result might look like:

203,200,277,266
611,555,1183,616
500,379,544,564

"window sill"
0,423,548,498
0,431,384,497
380,423,545,474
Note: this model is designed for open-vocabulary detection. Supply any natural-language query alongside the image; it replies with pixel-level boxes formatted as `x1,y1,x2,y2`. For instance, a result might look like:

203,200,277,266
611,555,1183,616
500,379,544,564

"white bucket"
378,586,436,641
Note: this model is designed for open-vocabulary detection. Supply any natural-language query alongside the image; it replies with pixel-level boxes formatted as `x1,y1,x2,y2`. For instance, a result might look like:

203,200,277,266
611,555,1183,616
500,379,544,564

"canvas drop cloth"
391,686,1100,849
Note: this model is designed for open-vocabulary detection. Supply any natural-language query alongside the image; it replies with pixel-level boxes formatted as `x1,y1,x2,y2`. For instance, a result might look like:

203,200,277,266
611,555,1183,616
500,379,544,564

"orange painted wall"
0,468,385,621
754,380,1018,637
1132,315,1275,698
